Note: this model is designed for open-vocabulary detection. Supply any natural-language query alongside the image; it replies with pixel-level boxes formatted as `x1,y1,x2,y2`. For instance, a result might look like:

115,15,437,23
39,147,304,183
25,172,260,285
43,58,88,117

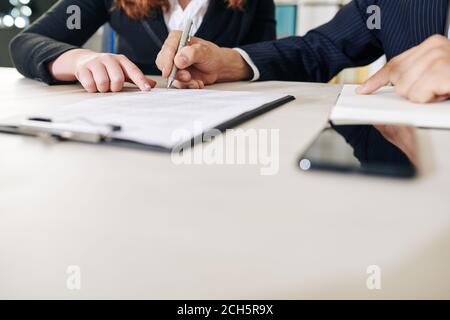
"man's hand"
357,35,450,103
156,31,252,88
375,125,418,166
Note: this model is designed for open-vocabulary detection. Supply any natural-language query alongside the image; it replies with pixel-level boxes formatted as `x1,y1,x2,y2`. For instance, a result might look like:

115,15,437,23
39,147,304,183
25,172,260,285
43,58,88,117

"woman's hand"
49,49,156,93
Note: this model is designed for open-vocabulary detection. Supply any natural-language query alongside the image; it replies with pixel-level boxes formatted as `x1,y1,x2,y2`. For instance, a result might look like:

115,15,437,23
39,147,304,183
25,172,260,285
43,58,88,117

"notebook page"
43,89,288,149
330,85,450,128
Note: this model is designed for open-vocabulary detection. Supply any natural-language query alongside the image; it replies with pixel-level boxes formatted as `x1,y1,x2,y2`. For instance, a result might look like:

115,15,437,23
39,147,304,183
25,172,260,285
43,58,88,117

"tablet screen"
299,123,418,178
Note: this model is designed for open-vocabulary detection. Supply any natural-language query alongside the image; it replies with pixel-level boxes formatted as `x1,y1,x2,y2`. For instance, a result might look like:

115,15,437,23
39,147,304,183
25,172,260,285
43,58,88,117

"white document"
331,85,450,128
39,89,288,149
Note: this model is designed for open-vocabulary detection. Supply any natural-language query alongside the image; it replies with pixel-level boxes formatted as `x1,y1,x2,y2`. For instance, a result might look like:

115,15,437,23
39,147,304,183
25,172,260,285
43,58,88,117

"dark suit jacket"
10,0,276,84
241,0,449,82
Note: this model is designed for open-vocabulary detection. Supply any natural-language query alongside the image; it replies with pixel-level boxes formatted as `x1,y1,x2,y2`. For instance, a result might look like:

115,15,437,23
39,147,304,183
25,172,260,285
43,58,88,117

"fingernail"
144,83,151,90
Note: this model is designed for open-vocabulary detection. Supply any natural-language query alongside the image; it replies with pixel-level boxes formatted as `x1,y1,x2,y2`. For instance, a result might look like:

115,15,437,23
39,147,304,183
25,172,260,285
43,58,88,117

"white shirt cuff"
233,48,260,81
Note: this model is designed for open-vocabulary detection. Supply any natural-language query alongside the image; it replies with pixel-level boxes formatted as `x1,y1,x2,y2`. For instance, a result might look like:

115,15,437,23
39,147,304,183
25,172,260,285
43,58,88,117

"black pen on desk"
167,19,193,89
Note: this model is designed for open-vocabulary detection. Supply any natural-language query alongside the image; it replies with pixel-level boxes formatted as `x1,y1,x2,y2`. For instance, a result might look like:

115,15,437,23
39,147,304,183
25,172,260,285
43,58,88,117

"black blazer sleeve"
9,0,109,84
242,0,276,43
240,0,384,82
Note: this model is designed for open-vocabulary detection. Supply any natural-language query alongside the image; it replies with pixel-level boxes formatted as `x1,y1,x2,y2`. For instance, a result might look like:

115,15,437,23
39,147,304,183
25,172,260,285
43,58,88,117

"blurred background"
0,0,52,67
0,0,385,83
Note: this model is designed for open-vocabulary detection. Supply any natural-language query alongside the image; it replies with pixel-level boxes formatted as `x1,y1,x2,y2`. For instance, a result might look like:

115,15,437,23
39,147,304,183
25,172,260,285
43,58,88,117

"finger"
394,49,447,97
356,44,423,95
435,95,450,102
407,71,450,103
356,64,392,95
89,63,110,93
189,80,204,89
174,69,206,88
102,57,125,92
75,68,97,93
187,80,204,89
171,79,190,89
117,56,154,91
171,79,203,89
175,69,192,82
188,68,213,85
386,46,422,84
388,35,449,84
407,78,437,103
187,81,200,89
357,35,449,96
157,31,182,78
174,43,209,70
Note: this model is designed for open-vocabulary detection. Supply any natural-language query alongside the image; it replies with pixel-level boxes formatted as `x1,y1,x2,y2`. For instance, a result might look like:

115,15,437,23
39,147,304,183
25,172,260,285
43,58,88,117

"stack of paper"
38,89,290,149
331,85,450,129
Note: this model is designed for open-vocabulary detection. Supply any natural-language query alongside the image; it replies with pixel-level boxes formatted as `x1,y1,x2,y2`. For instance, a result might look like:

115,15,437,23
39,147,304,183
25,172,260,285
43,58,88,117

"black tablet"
298,123,419,179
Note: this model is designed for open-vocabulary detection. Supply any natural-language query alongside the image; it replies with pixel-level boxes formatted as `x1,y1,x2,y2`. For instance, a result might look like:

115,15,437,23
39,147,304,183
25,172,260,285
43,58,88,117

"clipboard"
0,95,295,153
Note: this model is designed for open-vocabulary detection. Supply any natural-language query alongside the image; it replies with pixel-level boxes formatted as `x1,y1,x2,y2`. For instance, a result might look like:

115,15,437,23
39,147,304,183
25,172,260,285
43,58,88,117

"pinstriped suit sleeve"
239,0,384,82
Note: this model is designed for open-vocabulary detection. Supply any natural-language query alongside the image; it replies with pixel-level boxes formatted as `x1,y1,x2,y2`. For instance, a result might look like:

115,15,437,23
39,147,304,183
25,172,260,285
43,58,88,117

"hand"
156,31,252,88
49,49,156,93
357,35,450,103
374,125,418,166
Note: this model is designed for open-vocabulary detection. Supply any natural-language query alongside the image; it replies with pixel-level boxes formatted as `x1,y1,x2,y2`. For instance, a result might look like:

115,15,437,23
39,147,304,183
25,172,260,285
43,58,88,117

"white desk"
0,67,449,299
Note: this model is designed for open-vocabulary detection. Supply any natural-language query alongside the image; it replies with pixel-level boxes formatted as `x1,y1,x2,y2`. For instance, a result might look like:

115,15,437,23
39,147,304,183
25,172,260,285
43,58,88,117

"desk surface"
0,67,449,299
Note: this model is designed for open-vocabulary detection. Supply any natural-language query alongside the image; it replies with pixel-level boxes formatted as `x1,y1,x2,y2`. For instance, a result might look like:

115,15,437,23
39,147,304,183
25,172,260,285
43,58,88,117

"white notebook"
331,85,450,129
0,89,293,150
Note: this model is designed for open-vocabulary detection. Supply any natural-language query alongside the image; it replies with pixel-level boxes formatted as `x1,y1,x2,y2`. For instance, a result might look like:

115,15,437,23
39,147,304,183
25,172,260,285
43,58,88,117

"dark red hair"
113,0,245,19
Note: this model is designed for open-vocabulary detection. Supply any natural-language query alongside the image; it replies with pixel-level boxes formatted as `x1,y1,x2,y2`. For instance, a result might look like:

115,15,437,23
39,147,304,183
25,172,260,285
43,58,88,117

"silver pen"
167,19,193,89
